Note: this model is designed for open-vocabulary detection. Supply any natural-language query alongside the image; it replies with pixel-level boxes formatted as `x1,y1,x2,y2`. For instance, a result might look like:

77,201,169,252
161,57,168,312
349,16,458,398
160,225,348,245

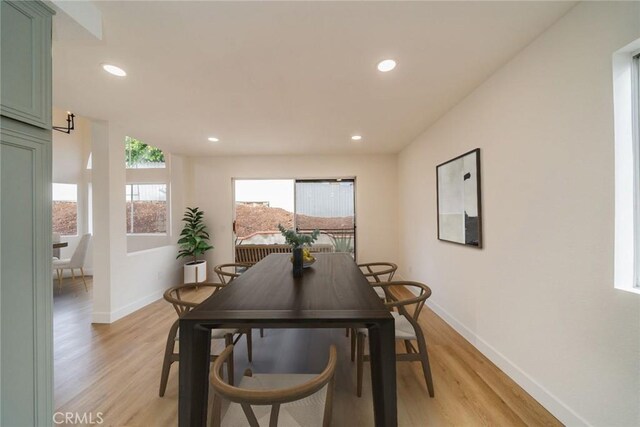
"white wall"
189,154,398,272
397,2,640,426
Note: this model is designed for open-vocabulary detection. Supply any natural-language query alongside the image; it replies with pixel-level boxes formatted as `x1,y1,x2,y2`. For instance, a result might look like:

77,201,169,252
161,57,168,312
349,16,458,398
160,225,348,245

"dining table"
53,242,68,249
179,252,397,426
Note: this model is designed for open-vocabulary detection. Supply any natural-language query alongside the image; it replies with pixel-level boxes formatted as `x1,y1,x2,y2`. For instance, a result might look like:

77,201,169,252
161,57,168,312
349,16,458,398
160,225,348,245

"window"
234,179,294,245
52,183,78,236
125,184,167,234
295,180,356,255
233,178,356,256
125,136,165,169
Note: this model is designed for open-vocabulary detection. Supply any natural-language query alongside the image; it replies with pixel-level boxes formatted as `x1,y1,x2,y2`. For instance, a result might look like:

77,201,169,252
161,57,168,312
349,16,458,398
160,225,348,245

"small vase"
292,247,303,277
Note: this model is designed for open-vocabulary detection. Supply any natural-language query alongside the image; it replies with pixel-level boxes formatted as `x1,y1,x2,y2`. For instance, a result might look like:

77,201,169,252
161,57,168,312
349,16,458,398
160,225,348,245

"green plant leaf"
177,207,213,260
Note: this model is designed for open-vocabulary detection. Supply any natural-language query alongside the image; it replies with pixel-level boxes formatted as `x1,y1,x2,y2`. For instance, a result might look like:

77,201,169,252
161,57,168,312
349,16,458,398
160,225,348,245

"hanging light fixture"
53,111,75,134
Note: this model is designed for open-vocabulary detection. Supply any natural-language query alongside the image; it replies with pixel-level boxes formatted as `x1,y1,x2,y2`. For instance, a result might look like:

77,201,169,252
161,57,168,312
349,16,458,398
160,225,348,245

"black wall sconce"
53,111,75,134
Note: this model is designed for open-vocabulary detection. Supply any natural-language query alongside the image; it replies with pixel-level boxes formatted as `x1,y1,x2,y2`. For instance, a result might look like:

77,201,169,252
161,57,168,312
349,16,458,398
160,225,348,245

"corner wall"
188,154,398,271
397,2,640,425
90,121,189,323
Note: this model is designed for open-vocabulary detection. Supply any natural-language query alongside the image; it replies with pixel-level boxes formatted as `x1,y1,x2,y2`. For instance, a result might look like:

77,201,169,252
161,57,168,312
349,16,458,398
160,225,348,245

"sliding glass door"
233,179,294,245
233,178,356,257
295,179,355,256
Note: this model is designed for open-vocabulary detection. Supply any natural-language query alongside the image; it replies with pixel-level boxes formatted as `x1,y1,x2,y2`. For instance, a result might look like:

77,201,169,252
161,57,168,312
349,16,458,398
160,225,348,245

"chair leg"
57,269,63,292
346,328,350,337
350,329,356,362
246,329,253,363
225,334,234,386
159,320,179,397
209,392,222,427
415,332,435,397
80,267,88,292
356,332,365,397
159,358,173,398
71,268,76,280
260,328,264,338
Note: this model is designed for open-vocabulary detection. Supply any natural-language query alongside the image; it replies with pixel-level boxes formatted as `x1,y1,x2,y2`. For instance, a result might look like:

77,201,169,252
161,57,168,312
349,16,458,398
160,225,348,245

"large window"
125,136,165,169
125,184,167,234
52,183,78,236
233,178,356,256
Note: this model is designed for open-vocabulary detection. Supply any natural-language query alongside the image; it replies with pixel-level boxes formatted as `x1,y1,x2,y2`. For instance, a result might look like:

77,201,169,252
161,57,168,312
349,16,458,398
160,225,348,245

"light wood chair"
213,262,264,338
214,263,252,285
235,244,334,266
347,262,398,348
159,282,253,397
53,233,91,292
354,281,434,398
357,262,398,300
209,344,337,427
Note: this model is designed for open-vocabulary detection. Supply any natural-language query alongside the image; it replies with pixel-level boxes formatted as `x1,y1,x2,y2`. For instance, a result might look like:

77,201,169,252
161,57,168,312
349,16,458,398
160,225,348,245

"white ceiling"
52,1,575,156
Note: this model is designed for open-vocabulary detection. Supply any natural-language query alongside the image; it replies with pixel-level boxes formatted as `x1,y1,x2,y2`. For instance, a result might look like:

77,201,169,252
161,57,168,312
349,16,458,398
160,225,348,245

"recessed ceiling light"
377,59,396,72
208,137,220,142
102,64,127,77
351,135,362,141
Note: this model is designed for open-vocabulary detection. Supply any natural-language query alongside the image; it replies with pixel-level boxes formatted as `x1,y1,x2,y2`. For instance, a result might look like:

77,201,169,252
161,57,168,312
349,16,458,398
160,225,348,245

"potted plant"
278,224,319,277
177,207,214,283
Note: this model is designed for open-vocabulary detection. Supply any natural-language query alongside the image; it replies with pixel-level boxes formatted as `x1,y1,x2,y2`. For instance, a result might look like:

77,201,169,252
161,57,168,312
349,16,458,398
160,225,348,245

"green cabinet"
1,0,52,129
0,0,54,425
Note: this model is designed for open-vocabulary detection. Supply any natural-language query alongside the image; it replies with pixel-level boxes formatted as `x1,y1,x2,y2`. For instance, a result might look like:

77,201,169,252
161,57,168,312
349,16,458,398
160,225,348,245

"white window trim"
633,52,640,289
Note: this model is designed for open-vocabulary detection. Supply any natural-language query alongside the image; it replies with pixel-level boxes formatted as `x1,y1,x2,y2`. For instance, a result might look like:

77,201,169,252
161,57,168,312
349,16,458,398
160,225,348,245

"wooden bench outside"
235,244,334,265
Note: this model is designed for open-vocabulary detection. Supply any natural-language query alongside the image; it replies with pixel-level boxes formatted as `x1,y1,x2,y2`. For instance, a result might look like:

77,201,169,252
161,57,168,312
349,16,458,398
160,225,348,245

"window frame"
633,52,640,289
125,182,169,236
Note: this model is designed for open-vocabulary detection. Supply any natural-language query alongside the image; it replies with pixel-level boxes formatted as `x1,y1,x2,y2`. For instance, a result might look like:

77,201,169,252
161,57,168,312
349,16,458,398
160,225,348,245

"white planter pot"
184,260,207,284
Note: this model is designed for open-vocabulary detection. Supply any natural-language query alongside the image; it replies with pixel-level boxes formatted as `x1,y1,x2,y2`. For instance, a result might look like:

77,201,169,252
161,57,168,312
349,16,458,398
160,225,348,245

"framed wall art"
436,148,482,248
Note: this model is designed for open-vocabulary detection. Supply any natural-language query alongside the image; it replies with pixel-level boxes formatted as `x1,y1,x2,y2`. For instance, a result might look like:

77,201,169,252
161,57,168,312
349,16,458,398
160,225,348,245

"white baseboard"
91,289,164,324
426,299,590,426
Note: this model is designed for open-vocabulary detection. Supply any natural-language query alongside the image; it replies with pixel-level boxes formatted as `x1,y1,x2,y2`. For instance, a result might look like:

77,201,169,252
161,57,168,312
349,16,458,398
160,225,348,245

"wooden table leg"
368,318,397,427
179,320,211,427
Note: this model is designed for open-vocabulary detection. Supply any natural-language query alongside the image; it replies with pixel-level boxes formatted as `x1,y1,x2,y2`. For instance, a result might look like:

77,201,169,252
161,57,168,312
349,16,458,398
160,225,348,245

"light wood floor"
54,277,561,426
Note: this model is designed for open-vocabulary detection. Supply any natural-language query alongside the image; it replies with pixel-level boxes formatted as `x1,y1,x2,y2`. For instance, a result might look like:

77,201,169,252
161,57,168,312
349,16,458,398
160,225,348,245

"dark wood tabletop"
179,253,398,426
186,253,392,323
52,242,67,249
